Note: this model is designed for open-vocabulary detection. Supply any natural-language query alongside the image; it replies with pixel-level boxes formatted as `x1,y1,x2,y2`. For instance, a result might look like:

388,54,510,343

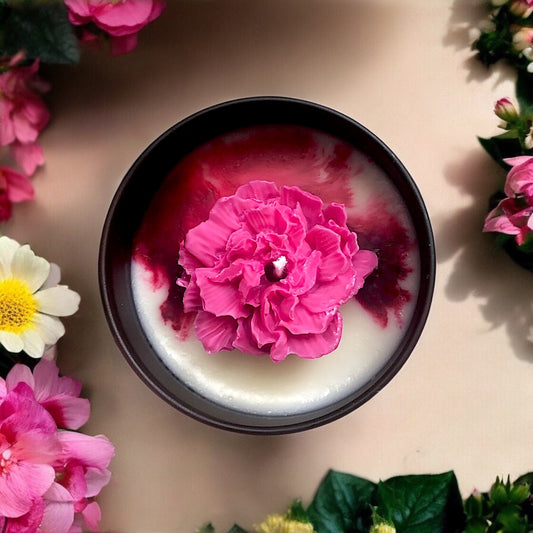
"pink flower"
0,360,114,532
0,383,60,518
494,97,519,123
483,156,533,245
50,432,114,532
0,59,50,176
0,166,34,221
178,180,378,362
2,359,90,430
64,0,166,55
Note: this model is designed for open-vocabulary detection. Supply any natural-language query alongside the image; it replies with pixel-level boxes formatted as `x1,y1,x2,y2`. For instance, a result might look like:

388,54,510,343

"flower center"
0,279,37,333
264,255,288,282
0,448,15,476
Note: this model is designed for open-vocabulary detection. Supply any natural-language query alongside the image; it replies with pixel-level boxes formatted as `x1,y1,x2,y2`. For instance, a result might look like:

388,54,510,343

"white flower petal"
11,244,50,292
42,263,61,289
21,329,45,358
0,236,20,280
32,313,65,345
34,286,80,317
0,330,24,353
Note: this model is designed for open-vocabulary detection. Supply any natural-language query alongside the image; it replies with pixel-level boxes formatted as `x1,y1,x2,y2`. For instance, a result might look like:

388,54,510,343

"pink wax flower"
0,166,34,221
177,180,378,362
0,59,50,176
483,156,533,245
64,0,166,55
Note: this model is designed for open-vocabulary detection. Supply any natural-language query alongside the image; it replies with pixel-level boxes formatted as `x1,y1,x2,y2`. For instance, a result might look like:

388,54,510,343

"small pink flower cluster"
0,0,165,220
484,156,533,246
0,358,114,532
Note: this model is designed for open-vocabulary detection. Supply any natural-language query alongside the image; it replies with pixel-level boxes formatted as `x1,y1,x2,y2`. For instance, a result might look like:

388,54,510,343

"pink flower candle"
130,123,421,416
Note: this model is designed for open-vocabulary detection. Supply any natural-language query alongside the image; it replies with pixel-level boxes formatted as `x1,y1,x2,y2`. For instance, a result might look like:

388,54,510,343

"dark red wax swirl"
133,125,416,339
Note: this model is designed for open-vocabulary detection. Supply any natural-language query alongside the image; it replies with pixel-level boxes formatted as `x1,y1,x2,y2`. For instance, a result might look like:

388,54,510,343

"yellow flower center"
0,278,37,333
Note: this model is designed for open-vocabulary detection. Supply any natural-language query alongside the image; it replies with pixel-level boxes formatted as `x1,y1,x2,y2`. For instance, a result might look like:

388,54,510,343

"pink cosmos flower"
483,156,533,245
0,59,50,176
64,0,166,55
0,166,34,221
178,180,378,362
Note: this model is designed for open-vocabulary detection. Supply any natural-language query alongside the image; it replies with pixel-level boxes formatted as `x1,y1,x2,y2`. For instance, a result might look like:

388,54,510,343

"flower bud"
513,27,533,51
510,0,533,17
494,97,519,122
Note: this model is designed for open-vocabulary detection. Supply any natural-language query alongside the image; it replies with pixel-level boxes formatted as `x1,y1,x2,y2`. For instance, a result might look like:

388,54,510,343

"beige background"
5,0,533,531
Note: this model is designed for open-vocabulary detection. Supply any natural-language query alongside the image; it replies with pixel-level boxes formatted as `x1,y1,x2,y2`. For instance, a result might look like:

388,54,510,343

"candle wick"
272,256,287,278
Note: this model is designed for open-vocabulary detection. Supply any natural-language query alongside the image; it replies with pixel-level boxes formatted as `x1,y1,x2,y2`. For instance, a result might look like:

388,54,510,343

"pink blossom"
0,166,34,221
484,156,533,245
64,0,166,55
178,180,378,362
0,59,50,176
49,432,114,532
0,383,60,518
2,359,90,430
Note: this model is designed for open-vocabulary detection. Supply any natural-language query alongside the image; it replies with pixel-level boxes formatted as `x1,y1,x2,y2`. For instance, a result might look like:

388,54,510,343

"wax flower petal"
178,180,377,361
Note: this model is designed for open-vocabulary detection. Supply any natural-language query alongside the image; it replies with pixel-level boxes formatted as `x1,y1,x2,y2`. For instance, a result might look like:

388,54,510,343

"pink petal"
57,433,115,471
2,167,34,203
278,313,343,361
0,462,55,517
41,483,75,533
110,33,139,55
79,501,101,531
41,396,90,431
10,142,45,176
84,466,112,497
195,269,248,319
5,364,34,392
194,312,236,353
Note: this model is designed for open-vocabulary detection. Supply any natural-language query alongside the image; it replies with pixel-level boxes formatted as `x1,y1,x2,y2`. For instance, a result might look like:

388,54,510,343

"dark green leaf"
226,526,249,533
307,470,377,533
478,136,522,170
1,1,79,64
287,499,310,523
376,471,465,533
517,70,533,118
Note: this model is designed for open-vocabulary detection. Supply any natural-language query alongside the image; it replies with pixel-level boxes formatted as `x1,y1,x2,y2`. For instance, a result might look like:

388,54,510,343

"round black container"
99,96,435,434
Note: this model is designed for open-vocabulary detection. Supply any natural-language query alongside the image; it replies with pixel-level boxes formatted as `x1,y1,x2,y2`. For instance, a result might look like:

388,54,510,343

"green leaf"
307,470,377,533
0,1,80,64
226,526,249,533
287,499,310,523
478,135,522,170
196,525,216,533
517,70,533,118
375,472,465,533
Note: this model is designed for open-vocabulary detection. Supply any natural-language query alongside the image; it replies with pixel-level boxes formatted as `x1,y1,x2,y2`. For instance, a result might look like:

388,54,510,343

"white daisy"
0,236,80,358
